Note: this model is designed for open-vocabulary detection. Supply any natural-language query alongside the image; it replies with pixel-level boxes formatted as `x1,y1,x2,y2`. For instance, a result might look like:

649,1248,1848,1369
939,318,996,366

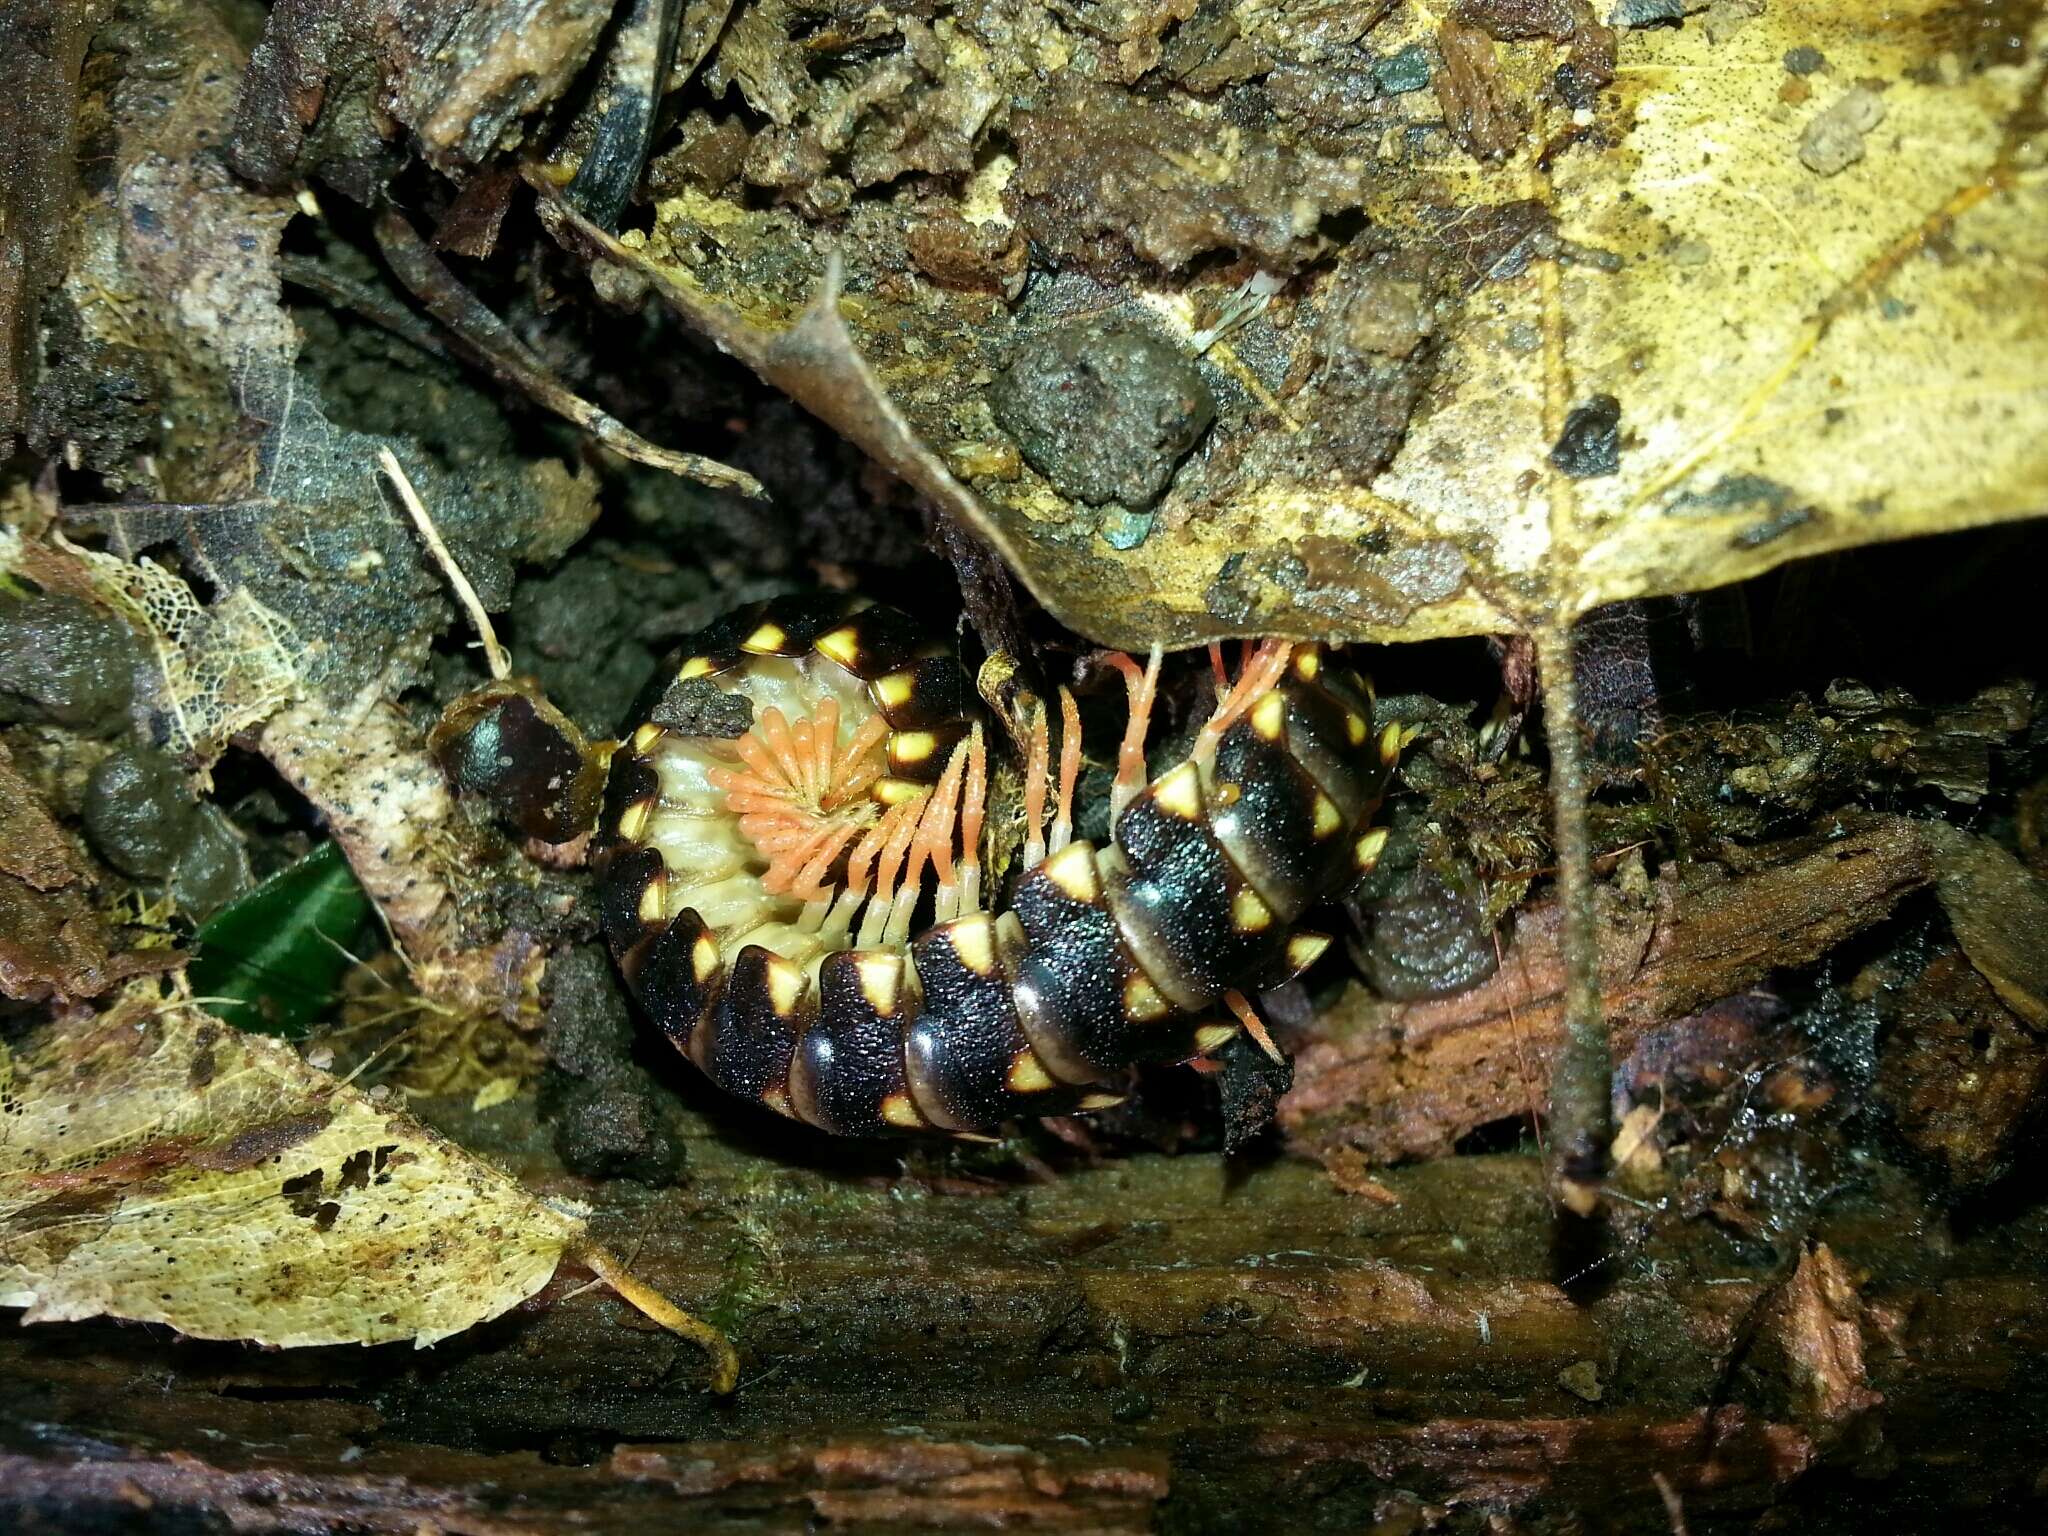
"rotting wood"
1281,813,1941,1163
0,1437,1170,1535
3,1122,2044,1532
0,0,111,445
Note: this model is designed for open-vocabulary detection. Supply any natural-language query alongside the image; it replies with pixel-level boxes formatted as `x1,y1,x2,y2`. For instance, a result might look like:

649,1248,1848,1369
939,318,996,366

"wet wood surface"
5,1094,2046,1533
1283,814,1941,1162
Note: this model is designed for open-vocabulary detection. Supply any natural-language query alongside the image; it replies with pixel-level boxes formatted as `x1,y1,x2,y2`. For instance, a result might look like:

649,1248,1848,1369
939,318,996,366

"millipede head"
430,677,608,845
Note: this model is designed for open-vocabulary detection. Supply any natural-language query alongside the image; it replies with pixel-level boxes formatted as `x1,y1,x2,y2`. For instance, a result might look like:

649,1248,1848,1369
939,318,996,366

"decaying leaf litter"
2,0,2047,1529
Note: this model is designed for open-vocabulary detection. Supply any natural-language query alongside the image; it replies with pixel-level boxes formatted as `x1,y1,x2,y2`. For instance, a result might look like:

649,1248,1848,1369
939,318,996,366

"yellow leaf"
0,989,731,1386
558,1,2046,651
0,991,569,1347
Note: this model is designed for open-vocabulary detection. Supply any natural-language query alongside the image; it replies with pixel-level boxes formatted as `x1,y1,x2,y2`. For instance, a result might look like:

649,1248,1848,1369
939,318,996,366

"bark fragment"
1282,815,1941,1162
1926,826,2048,1032
0,742,174,1003
0,0,109,447
1873,949,2048,1185
1750,1243,1882,1444
233,0,613,193
1004,81,1375,274
1435,19,1525,161
614,1438,1170,1531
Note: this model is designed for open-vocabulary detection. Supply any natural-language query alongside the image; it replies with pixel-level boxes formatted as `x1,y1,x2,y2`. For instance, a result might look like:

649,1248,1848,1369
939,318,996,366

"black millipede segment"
1207,724,1350,918
1198,664,1391,913
591,750,702,1043
594,726,663,852
1107,765,1297,1007
871,653,973,733
1281,671,1382,823
905,914,1095,1131
659,592,864,681
787,949,932,1135
695,945,804,1116
1005,842,1231,1082
630,910,724,1060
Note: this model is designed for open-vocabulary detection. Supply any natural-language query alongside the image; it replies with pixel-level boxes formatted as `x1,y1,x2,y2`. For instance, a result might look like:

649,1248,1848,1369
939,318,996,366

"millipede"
593,594,1397,1137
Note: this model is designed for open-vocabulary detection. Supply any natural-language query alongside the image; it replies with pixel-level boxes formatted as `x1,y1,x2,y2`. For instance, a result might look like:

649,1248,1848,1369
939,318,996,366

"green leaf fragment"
187,842,372,1036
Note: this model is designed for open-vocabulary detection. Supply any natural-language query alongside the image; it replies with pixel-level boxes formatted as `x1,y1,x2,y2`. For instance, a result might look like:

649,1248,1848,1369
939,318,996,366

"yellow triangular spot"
1152,762,1203,820
1041,842,1099,902
814,626,861,667
1007,1050,1055,1092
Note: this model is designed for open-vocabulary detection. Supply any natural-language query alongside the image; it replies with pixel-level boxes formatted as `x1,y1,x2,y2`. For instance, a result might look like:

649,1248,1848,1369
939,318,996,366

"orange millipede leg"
1194,640,1293,765
957,724,986,914
803,697,839,801
859,797,927,948
790,822,863,901
755,707,804,786
825,714,891,809
1106,646,1163,826
1223,988,1286,1065
1022,699,1051,870
1050,687,1082,855
905,739,970,933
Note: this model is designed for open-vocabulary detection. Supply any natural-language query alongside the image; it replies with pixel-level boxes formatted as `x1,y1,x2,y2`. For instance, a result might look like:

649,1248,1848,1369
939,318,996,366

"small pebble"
1099,507,1156,551
1799,87,1887,176
991,319,1214,511
1372,44,1432,96
1608,0,1695,27
1558,1360,1605,1401
1549,394,1623,479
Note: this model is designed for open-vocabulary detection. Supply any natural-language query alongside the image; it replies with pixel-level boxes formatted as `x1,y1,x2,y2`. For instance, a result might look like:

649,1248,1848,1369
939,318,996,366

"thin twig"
576,1241,740,1394
1652,1472,1691,1536
1536,619,1612,1233
377,446,511,681
373,208,764,499
279,255,450,358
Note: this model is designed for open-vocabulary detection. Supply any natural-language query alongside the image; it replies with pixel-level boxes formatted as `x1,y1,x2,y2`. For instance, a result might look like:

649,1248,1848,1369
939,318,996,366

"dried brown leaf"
0,741,174,1004
0,741,83,893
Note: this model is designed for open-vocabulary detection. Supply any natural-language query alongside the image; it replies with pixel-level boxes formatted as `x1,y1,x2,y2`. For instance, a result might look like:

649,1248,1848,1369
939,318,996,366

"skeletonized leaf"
0,988,728,1382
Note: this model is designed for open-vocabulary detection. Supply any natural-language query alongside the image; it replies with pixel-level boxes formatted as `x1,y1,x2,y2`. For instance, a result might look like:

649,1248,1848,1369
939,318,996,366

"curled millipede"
594,595,1396,1136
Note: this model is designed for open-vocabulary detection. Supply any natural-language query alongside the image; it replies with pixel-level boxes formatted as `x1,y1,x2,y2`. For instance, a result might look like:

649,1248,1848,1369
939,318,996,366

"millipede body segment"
595,595,1395,1137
